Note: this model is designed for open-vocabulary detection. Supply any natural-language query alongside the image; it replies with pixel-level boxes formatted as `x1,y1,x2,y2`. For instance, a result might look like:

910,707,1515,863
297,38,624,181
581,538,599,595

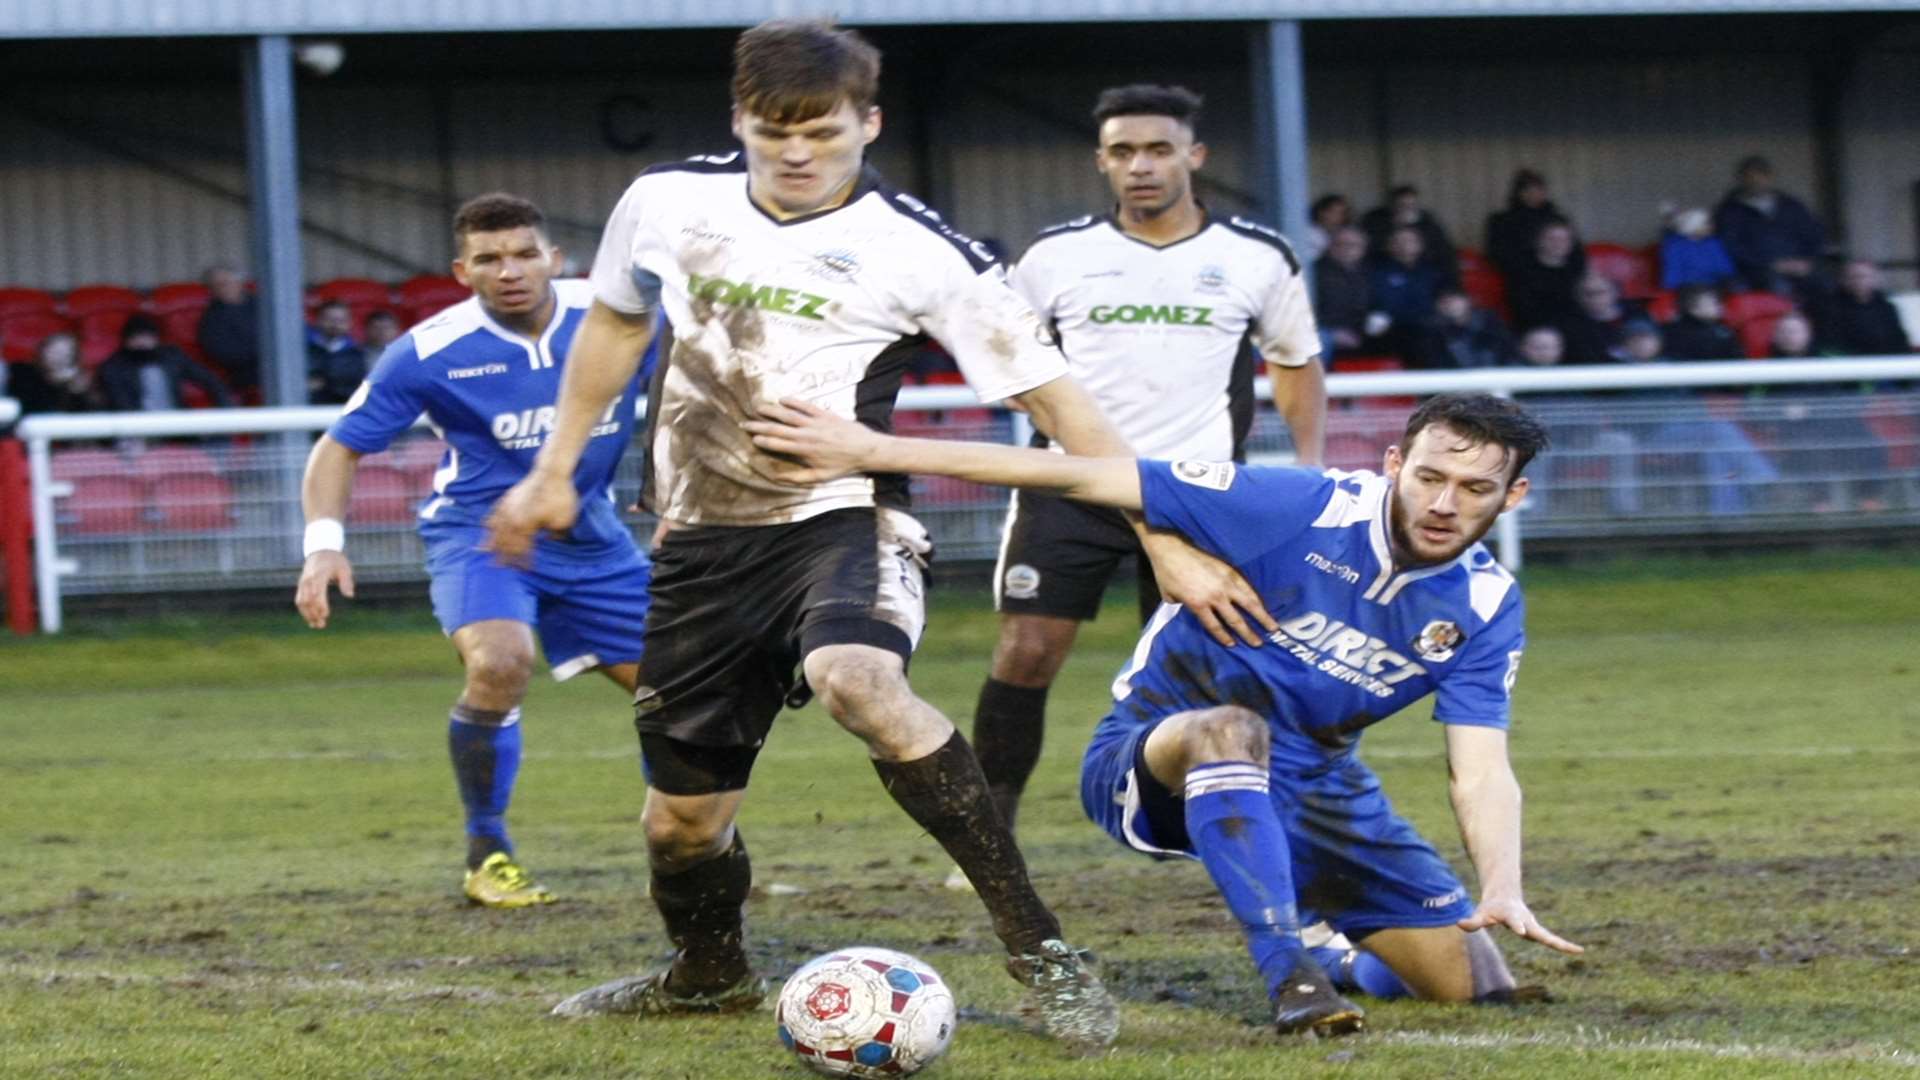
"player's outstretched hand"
1139,529,1279,647
1459,895,1585,955
485,472,579,566
743,398,880,485
295,550,355,630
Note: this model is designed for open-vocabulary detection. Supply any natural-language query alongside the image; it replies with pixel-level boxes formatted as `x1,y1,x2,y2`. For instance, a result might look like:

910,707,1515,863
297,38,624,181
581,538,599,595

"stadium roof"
3,0,1918,39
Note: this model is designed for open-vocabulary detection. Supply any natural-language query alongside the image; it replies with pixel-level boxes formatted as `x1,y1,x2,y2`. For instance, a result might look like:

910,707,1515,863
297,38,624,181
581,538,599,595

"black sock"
972,679,1050,830
874,731,1061,954
653,832,752,992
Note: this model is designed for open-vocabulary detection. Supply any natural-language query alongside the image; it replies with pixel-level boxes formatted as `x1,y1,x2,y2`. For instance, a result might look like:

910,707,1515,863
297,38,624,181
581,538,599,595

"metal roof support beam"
244,35,308,410
1251,20,1312,280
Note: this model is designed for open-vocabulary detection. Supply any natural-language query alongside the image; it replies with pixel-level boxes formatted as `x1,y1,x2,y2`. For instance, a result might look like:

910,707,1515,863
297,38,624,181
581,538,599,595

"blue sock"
448,705,522,866
1309,944,1412,999
1183,762,1303,999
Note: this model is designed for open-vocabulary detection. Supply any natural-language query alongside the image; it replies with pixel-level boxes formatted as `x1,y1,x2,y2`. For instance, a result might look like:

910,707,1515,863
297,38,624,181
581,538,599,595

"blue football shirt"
328,279,653,549
1112,460,1526,772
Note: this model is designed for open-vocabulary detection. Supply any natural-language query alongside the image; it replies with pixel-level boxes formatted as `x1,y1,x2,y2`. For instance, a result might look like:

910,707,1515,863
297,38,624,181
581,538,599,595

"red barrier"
0,438,34,634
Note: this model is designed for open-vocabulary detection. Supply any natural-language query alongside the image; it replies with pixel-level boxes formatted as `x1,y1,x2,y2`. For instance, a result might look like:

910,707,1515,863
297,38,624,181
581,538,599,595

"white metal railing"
13,359,1920,633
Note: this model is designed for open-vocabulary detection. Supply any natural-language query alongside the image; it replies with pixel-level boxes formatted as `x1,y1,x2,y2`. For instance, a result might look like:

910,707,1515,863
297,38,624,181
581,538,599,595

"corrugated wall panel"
1368,55,1815,251
1842,49,1920,280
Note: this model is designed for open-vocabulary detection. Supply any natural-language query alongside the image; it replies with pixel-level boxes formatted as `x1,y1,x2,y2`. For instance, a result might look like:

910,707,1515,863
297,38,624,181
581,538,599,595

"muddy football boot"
550,966,767,1018
1006,939,1121,1052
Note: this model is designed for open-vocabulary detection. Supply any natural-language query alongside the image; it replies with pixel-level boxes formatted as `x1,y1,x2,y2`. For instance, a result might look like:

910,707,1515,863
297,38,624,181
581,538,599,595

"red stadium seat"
159,309,202,349
150,472,234,532
50,447,129,481
148,282,211,315
2,312,76,362
1459,267,1510,320
315,278,395,307
63,284,145,318
397,275,470,324
78,310,133,368
1455,248,1494,275
1586,243,1660,299
348,464,420,524
1645,290,1679,324
0,287,58,319
65,475,150,535
1737,315,1784,359
132,444,223,480
1722,291,1795,327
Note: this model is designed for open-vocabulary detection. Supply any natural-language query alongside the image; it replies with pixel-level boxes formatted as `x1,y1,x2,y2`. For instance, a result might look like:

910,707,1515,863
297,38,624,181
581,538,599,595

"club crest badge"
1412,620,1464,662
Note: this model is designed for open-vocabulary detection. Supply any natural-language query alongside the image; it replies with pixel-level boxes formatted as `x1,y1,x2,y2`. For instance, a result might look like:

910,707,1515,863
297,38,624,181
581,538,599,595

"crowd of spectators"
1310,154,1915,374
1,263,436,422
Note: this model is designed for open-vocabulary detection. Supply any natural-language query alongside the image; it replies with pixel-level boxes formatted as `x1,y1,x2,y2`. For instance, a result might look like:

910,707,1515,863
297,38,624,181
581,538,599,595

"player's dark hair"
1402,394,1551,481
732,19,882,124
1092,84,1203,133
452,192,547,252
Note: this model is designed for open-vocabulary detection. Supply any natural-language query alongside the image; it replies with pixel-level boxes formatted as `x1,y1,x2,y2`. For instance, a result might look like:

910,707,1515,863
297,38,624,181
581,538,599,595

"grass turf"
2,551,1917,1077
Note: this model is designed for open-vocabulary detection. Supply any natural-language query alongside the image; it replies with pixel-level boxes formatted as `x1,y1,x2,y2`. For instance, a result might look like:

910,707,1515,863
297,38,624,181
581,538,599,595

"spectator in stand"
1659,207,1738,291
1366,225,1452,361
1514,325,1566,368
1559,274,1641,365
1713,155,1826,296
99,314,234,412
307,300,368,405
197,265,260,395
1360,184,1455,275
1486,168,1584,277
1415,288,1513,370
10,331,103,416
1767,311,1889,512
362,309,403,357
1506,219,1587,332
1301,193,1351,264
1816,259,1911,356
1662,286,1746,361
1314,226,1380,359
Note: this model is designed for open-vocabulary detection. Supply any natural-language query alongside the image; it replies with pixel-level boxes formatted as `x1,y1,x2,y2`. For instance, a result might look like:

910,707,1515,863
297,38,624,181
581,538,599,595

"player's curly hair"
1092,84,1203,133
452,193,547,252
1403,394,1551,480
732,19,882,124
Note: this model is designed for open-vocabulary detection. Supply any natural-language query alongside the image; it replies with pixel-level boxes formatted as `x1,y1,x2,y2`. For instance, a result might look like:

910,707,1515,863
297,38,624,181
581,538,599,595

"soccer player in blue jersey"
746,392,1584,1038
295,193,655,908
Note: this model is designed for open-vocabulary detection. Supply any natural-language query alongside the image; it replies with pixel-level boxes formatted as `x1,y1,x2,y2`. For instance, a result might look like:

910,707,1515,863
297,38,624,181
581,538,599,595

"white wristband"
303,518,346,557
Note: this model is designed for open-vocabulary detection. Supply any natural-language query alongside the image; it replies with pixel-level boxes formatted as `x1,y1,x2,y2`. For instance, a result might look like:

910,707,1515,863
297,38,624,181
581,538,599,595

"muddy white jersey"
591,154,1067,526
1011,213,1318,461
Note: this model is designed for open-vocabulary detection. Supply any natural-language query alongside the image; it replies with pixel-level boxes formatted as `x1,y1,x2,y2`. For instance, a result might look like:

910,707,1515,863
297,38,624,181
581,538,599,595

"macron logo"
448,363,509,380
1304,552,1361,585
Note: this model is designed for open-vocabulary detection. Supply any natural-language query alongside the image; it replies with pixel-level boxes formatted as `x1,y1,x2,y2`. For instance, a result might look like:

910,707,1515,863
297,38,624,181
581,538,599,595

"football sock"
654,831,753,992
448,704,522,869
1309,945,1411,999
971,678,1049,830
1183,762,1305,1000
873,731,1061,954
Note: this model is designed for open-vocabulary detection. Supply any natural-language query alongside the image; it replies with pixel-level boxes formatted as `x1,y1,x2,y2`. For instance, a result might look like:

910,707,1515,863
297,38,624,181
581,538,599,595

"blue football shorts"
422,521,650,681
1080,713,1477,938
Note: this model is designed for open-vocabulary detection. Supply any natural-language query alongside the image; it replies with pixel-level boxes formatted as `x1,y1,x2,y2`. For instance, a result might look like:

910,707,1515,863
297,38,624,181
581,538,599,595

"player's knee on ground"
988,616,1077,687
1361,926,1509,1003
642,793,736,869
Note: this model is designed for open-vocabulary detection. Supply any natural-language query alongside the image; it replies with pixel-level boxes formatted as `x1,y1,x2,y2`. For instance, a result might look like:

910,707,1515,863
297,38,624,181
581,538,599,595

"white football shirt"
591,154,1067,527
1011,212,1319,461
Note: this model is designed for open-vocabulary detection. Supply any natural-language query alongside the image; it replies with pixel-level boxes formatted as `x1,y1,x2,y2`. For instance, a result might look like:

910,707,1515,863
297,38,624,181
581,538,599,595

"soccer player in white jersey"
748,393,1583,1038
970,83,1327,845
485,20,1277,1048
296,194,654,908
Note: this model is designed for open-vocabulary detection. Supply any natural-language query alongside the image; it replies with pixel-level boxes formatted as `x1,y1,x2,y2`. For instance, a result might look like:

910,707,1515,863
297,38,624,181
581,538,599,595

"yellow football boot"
463,852,556,908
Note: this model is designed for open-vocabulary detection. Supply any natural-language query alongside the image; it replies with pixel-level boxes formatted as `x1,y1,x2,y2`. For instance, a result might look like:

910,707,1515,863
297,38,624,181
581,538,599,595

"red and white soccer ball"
776,947,957,1077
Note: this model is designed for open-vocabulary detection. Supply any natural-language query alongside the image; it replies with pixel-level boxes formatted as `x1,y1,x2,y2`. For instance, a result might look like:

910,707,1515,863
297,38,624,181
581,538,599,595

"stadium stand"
1584,242,1661,300
0,287,58,319
62,284,144,319
2,312,74,362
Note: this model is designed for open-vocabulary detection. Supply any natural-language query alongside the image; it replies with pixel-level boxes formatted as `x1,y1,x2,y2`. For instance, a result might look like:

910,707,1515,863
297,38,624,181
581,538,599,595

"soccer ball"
776,946,957,1077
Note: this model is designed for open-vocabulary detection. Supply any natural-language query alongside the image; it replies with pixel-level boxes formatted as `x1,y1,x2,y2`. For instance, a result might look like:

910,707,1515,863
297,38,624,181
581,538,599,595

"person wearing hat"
97,312,235,412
